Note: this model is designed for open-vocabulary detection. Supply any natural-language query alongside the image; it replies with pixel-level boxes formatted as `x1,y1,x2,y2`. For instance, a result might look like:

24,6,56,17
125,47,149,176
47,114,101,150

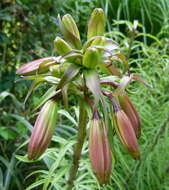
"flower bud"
28,99,58,160
91,36,106,47
118,94,141,138
89,112,112,184
83,47,101,69
114,108,140,160
59,14,81,49
16,56,59,76
54,37,72,56
87,8,105,39
62,14,80,41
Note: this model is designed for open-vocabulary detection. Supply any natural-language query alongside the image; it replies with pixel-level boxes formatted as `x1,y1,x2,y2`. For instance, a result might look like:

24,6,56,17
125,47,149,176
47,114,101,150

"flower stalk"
66,98,88,190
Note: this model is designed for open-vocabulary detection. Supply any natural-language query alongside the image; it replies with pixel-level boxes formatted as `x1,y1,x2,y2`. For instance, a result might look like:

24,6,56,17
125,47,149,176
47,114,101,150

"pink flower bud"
118,94,141,137
16,56,60,76
89,112,112,184
28,99,57,160
115,109,140,160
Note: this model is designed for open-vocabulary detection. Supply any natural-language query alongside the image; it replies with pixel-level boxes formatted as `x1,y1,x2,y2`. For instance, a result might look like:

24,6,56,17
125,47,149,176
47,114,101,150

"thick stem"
66,99,87,190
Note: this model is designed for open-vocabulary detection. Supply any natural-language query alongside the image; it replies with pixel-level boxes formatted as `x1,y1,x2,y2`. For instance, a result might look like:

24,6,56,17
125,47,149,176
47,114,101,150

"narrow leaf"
84,70,101,103
56,64,80,90
112,76,132,96
131,74,152,88
24,79,43,104
34,86,61,111
111,53,129,72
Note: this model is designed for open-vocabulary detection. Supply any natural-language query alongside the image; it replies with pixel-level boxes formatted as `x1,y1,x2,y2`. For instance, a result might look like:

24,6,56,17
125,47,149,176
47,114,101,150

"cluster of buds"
16,8,149,185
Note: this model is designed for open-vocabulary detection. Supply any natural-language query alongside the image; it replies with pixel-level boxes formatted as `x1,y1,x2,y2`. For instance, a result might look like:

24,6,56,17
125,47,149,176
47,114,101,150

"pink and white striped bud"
89,111,112,184
118,94,141,138
28,99,58,160
112,99,140,160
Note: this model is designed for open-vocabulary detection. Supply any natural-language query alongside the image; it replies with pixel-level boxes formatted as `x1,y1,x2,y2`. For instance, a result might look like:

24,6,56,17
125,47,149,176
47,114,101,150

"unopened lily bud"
54,37,72,56
118,94,141,138
50,62,70,77
91,36,106,47
60,14,81,49
87,8,105,40
16,56,59,76
112,99,140,160
83,47,101,69
89,111,112,184
62,14,80,41
28,99,58,160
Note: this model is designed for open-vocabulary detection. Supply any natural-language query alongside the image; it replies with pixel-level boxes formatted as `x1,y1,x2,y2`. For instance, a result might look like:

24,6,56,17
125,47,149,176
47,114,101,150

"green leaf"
0,127,17,140
25,179,45,190
15,155,39,163
0,168,3,189
43,76,60,84
24,79,44,104
60,51,82,64
8,114,33,132
112,76,132,96
61,85,69,108
131,74,152,88
84,70,101,103
56,64,80,90
4,154,16,190
33,86,60,111
43,140,75,189
16,121,28,136
58,109,77,126
137,33,161,45
103,60,122,76
0,91,23,110
111,53,129,72
16,74,49,82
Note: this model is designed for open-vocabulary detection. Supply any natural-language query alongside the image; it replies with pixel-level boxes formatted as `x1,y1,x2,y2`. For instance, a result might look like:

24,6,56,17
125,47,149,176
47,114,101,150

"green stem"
127,32,136,60
66,99,87,190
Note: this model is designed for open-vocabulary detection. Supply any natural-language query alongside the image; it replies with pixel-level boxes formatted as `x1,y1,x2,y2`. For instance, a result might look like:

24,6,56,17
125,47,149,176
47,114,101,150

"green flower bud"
59,14,81,49
91,36,106,47
87,8,105,40
28,99,58,160
89,111,112,184
118,94,141,138
16,57,59,76
62,14,80,41
83,47,101,69
54,37,72,56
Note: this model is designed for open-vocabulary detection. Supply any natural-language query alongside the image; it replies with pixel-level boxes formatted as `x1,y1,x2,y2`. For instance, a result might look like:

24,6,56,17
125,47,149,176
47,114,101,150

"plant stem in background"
127,32,135,60
66,99,88,190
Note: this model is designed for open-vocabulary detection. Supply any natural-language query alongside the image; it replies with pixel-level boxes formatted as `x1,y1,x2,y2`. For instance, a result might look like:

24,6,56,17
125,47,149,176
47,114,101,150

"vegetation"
1,0,169,190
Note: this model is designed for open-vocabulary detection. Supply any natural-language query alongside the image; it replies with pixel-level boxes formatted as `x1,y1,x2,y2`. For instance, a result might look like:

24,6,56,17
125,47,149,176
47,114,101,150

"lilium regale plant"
16,8,150,188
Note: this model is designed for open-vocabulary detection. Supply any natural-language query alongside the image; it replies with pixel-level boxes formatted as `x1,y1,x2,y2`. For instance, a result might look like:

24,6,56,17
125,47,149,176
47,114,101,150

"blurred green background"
0,0,169,190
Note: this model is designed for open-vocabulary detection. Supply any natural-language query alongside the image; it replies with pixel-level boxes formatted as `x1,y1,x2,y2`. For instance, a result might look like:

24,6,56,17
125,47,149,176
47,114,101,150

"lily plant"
16,8,149,189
